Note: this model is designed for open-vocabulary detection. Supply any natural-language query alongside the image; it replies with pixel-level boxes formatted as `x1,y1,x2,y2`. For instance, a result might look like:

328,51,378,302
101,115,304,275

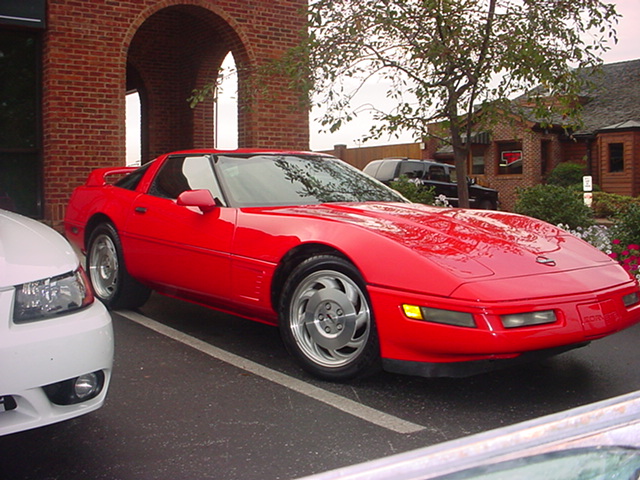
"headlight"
501,310,556,329
623,292,639,308
13,268,94,323
402,304,476,328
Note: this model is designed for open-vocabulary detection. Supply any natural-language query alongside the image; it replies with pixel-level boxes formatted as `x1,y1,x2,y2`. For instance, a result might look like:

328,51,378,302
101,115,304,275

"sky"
126,0,639,163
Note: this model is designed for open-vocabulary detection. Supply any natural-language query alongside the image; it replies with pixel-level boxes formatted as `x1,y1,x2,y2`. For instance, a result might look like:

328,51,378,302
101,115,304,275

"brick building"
0,0,309,228
425,59,640,211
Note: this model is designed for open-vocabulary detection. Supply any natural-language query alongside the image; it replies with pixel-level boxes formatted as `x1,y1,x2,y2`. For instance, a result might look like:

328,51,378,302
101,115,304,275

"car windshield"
214,154,407,207
432,446,640,480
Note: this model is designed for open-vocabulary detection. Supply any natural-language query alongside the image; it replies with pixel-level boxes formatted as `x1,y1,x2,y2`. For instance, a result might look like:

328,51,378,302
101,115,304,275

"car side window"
399,162,426,180
148,155,224,203
375,161,399,183
116,162,153,191
428,165,449,182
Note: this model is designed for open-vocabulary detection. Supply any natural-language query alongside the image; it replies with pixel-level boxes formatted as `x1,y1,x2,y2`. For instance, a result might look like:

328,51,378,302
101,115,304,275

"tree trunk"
449,122,470,209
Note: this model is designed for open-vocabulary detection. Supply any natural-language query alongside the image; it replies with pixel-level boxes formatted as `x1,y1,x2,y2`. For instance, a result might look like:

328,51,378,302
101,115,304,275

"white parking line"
118,310,426,434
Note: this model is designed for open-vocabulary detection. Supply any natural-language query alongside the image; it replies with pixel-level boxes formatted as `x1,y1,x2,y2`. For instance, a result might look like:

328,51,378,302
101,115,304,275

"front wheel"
279,255,380,381
86,223,151,310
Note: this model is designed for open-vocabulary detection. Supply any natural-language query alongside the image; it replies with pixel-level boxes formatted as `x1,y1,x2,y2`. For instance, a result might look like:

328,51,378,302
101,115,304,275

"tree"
282,0,619,207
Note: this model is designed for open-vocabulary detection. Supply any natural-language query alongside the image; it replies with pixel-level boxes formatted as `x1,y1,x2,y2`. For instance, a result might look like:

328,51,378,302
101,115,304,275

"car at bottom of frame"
64,149,640,381
0,209,113,436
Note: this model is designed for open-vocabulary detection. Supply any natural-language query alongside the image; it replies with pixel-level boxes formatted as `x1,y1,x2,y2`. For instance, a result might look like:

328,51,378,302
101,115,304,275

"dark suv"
363,158,499,210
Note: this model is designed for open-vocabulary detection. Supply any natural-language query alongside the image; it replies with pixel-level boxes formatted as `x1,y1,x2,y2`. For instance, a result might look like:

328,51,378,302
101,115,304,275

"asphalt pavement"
2,293,640,479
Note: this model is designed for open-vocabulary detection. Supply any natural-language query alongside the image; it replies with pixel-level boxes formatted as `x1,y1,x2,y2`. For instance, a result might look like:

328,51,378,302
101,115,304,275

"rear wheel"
86,223,151,309
279,255,380,381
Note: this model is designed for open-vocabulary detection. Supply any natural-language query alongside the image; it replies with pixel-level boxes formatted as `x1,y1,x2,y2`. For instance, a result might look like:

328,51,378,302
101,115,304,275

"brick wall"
480,122,559,211
42,0,309,228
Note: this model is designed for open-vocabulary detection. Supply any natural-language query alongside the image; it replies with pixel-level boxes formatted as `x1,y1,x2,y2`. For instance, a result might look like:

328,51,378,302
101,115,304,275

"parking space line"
118,310,426,434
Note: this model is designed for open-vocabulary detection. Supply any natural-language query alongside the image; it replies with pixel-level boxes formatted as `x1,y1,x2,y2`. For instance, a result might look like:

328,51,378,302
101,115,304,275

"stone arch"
126,3,252,162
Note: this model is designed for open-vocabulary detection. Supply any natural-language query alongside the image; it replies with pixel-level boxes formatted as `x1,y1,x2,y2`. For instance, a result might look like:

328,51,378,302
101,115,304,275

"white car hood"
0,210,78,288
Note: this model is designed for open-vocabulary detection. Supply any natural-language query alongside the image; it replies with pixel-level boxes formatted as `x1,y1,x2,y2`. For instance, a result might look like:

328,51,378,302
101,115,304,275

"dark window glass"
0,151,39,217
399,161,426,180
609,143,624,173
541,140,552,176
149,155,224,203
115,161,154,191
471,146,486,175
498,142,523,175
428,165,449,182
0,29,41,217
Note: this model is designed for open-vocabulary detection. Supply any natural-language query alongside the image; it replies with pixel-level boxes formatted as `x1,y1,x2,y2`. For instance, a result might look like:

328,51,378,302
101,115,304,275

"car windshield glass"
432,446,640,480
214,154,407,207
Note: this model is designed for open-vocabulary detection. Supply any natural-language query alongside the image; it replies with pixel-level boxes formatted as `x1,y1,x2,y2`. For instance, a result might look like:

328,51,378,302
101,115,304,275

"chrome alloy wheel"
88,233,119,301
288,270,371,368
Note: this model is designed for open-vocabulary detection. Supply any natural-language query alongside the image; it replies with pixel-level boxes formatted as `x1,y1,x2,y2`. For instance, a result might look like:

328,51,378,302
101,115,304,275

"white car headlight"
13,268,94,323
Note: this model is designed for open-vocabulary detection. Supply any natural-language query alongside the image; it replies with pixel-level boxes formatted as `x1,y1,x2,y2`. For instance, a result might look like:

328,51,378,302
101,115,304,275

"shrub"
592,191,640,218
610,203,640,248
389,176,437,205
545,162,586,188
514,184,594,230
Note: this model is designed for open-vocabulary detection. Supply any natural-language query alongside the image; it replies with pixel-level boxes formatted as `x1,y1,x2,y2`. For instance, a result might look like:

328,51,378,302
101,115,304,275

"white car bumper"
0,298,113,436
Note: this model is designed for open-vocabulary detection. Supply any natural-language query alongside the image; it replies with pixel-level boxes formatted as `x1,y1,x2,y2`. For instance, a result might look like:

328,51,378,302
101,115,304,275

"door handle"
134,206,147,214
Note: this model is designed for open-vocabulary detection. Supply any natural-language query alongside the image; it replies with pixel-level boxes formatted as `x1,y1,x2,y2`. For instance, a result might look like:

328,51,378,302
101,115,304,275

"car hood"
0,209,78,288
270,202,612,281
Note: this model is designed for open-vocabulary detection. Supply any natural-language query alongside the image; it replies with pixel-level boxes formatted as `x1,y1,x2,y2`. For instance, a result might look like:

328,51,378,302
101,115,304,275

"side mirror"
467,177,476,185
177,189,219,213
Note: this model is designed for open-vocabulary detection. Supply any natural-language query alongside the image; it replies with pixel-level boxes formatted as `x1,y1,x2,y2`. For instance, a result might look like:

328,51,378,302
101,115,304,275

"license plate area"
578,299,621,332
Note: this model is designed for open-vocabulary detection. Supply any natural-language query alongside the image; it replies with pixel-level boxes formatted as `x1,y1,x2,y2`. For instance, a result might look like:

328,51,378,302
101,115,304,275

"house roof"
513,59,640,135
573,59,640,135
598,120,640,131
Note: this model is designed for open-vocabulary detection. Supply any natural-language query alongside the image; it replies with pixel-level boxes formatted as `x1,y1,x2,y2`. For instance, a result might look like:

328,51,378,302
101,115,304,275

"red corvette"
65,150,640,380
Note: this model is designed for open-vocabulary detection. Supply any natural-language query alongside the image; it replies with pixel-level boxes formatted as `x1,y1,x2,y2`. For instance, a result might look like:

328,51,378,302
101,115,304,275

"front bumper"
0,298,113,436
370,270,640,377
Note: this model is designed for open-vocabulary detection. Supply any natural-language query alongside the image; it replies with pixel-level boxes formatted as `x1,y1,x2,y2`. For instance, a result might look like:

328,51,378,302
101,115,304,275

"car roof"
381,157,440,163
165,148,334,158
375,158,451,168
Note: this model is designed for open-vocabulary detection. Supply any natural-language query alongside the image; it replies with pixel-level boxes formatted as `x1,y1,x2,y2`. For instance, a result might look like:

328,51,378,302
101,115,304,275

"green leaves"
291,0,619,143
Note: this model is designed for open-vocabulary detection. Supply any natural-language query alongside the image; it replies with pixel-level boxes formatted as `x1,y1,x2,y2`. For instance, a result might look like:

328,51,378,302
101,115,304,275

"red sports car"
64,150,640,381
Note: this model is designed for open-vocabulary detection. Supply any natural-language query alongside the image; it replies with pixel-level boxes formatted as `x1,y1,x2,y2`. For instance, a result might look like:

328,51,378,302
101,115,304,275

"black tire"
279,255,381,381
86,223,151,310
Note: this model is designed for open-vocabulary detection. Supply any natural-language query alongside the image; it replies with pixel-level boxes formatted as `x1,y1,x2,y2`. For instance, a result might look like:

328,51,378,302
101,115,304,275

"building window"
0,29,42,217
541,140,552,177
609,143,624,173
497,142,523,175
471,146,486,175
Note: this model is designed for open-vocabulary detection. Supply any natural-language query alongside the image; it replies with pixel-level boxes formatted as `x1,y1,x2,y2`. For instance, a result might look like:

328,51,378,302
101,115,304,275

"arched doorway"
126,5,247,163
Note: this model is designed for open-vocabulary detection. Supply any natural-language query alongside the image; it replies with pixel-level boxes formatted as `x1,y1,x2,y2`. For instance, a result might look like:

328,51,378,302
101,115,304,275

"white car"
0,209,113,436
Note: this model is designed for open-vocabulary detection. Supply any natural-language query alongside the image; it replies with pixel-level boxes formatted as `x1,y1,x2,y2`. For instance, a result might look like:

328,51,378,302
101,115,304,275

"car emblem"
536,256,556,266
